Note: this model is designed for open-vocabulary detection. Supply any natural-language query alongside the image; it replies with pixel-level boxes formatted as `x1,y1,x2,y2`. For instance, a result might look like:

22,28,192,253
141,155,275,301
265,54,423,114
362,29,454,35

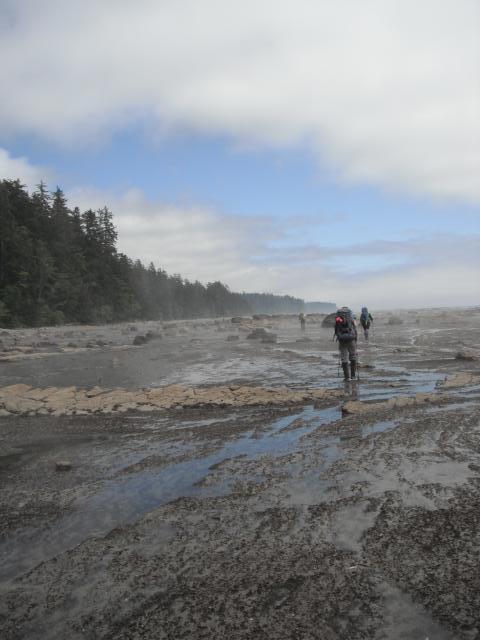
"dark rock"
321,313,337,328
455,350,477,361
231,317,248,324
66,342,78,348
247,328,269,339
128,325,138,332
261,332,277,344
133,335,147,346
388,316,404,325
227,335,240,342
55,461,72,472
145,331,162,341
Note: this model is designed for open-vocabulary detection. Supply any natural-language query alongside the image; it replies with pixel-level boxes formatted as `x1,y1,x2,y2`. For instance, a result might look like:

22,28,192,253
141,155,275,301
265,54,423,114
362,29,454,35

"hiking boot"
350,360,357,379
341,362,350,380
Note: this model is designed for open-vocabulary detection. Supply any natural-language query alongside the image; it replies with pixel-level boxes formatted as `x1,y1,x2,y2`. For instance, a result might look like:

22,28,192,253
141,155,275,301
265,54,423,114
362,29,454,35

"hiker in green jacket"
360,307,373,341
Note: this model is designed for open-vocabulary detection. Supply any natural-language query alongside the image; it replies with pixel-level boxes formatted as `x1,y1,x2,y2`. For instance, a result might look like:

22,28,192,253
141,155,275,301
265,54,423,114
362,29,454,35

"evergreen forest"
0,180,304,327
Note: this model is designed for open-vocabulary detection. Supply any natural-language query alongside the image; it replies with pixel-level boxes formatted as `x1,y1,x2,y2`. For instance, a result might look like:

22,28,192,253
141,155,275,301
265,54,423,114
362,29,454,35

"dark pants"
338,339,357,364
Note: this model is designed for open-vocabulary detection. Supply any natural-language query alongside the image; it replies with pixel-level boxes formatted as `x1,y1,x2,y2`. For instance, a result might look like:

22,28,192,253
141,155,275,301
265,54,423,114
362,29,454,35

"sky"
0,0,479,309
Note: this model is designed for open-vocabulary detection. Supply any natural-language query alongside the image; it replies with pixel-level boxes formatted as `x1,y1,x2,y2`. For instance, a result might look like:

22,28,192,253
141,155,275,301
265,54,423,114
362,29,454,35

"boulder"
455,350,477,361
55,461,72,472
247,328,269,340
261,332,278,344
321,313,337,328
440,372,477,389
133,335,147,346
145,331,162,341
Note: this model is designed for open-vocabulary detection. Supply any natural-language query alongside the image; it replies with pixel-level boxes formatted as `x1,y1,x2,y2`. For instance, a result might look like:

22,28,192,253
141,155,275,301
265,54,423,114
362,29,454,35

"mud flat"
1,308,480,639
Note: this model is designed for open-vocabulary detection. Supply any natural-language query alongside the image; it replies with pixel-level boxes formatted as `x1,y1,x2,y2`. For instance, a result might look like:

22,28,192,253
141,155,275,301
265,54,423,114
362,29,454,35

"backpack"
335,307,356,342
360,306,370,327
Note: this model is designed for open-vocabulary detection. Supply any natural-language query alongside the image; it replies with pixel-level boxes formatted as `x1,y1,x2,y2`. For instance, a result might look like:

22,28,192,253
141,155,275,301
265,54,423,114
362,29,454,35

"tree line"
0,179,304,327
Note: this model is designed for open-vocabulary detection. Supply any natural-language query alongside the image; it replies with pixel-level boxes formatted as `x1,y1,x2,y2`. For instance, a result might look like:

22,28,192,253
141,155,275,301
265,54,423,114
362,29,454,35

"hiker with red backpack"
334,307,358,381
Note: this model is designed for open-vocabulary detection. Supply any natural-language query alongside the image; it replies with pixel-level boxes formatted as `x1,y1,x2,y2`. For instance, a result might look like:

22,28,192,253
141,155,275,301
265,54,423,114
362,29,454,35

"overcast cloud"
1,0,479,203
69,186,480,309
0,147,50,190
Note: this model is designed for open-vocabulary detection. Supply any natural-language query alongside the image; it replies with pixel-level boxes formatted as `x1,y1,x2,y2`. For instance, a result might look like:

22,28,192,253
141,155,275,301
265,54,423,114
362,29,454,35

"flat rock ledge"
342,392,450,416
439,371,480,389
0,384,341,417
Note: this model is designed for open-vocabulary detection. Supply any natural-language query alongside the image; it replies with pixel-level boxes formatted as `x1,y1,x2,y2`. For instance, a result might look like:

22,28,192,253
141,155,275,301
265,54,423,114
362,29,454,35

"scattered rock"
321,313,337,328
55,461,72,472
342,392,444,415
145,331,162,341
455,350,478,361
261,332,277,344
440,372,478,389
247,328,269,340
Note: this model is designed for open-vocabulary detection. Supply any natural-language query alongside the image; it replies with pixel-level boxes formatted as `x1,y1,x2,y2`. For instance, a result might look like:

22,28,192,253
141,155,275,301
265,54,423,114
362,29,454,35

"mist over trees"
0,180,304,327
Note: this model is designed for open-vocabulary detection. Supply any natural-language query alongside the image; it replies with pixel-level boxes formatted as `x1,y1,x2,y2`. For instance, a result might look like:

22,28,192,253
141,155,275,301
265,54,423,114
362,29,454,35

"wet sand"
1,309,480,639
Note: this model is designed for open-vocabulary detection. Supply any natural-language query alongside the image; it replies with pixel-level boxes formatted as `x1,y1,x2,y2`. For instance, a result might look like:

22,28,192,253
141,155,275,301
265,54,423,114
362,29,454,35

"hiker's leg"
348,341,357,379
339,343,349,364
339,343,350,379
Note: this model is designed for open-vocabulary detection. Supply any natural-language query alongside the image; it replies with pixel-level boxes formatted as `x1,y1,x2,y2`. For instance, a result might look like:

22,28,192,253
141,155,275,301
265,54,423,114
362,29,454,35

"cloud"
0,147,51,191
0,1,479,203
67,186,480,309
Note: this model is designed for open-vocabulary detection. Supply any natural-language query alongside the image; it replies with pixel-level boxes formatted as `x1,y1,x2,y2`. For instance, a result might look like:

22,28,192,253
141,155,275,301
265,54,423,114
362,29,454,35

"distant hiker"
299,313,306,331
334,307,358,381
359,306,373,341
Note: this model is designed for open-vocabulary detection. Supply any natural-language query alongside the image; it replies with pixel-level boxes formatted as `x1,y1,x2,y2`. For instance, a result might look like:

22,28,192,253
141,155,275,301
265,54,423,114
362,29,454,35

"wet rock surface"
0,309,480,639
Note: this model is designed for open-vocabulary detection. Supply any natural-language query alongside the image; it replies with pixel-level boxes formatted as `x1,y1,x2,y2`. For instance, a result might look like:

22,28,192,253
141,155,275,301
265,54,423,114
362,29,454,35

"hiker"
334,307,358,380
299,313,306,331
359,306,373,341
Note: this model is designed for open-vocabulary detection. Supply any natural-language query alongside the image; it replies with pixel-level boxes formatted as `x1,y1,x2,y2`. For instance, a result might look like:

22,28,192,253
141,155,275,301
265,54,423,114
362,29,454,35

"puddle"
377,580,455,639
0,405,341,581
1,364,474,582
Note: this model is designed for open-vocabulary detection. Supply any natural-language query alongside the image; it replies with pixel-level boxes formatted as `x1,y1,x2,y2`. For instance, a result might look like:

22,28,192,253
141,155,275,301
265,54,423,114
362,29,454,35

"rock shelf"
0,383,341,417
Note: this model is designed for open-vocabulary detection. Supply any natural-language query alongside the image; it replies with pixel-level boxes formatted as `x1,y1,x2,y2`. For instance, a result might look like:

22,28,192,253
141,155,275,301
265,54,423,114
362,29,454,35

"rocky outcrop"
321,313,337,328
439,372,480,389
247,328,269,340
342,392,448,416
0,383,341,417
261,332,277,344
455,350,478,361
